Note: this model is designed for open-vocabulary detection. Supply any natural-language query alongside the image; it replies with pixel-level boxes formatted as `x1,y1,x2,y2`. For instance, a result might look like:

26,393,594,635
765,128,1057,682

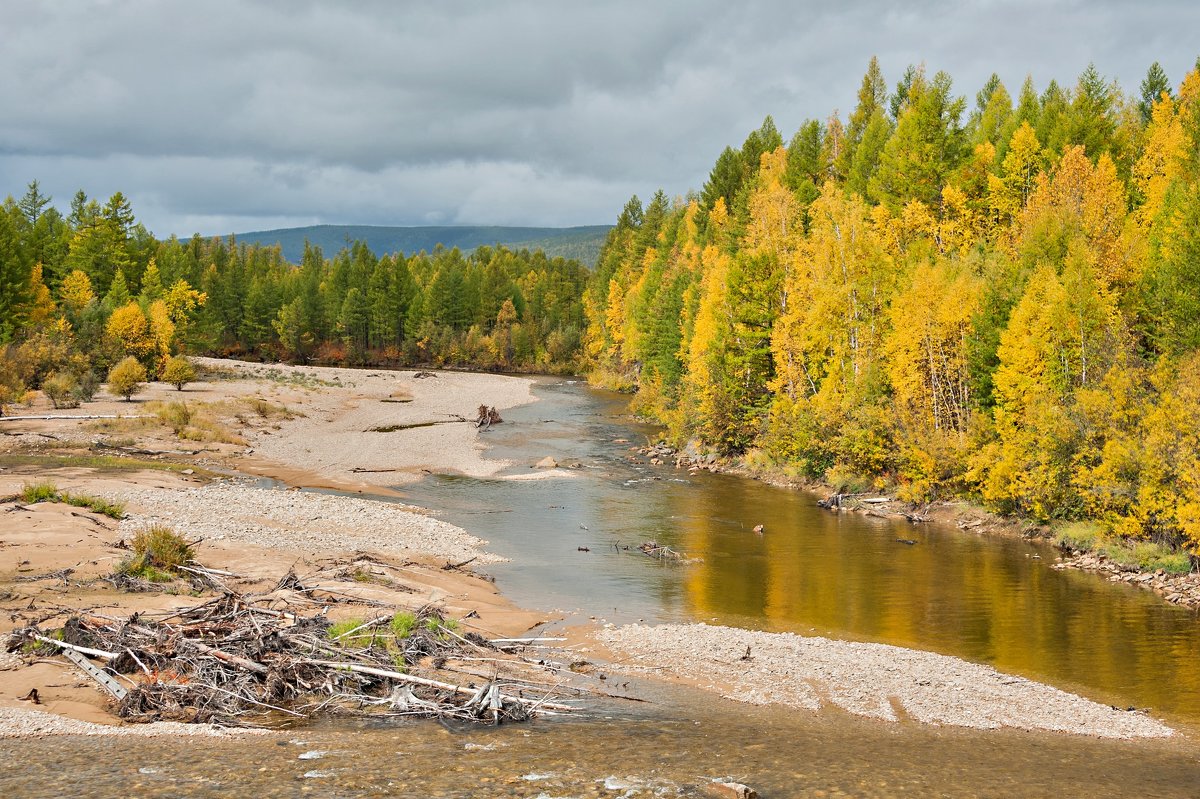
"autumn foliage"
585,60,1200,553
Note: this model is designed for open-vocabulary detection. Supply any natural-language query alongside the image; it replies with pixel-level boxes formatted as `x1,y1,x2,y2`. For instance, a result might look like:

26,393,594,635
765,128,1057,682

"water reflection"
401,379,1200,724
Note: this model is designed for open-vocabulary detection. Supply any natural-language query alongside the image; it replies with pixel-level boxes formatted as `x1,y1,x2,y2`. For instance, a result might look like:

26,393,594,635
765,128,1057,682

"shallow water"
5,685,1200,798
402,379,1200,725
7,377,1200,797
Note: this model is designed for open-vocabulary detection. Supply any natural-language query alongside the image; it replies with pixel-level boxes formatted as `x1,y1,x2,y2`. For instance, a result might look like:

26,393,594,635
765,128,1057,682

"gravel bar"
113,482,505,564
599,623,1173,739
0,707,267,739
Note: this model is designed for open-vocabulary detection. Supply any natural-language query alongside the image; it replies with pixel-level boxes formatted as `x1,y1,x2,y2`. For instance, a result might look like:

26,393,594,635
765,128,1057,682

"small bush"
154,400,194,434
74,370,100,403
107,356,147,401
43,372,81,409
240,396,297,420
117,525,195,580
162,356,196,391
21,480,60,503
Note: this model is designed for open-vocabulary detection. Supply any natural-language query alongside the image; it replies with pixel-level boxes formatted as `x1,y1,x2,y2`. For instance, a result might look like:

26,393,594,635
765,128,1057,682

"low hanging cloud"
1,0,1196,237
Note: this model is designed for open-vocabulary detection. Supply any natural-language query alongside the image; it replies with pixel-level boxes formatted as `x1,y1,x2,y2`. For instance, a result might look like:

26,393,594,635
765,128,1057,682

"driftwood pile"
9,592,575,728
637,541,687,562
475,404,502,429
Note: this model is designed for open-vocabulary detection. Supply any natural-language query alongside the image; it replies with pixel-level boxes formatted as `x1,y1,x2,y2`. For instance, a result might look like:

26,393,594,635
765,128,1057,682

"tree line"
0,187,590,410
585,58,1200,552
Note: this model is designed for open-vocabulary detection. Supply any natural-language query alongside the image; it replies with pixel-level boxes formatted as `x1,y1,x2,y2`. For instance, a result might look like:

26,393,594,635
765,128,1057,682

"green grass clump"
19,481,124,519
0,454,216,477
62,492,126,519
117,525,195,581
1054,521,1101,552
20,480,60,503
327,617,378,647
390,611,417,639
1102,540,1193,574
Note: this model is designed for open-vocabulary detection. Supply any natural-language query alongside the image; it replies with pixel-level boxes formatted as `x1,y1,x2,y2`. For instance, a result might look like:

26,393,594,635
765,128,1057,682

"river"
3,377,1199,797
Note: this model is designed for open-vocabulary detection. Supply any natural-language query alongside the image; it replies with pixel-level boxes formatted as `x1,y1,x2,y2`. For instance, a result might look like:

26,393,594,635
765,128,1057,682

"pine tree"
870,69,967,210
1139,61,1172,123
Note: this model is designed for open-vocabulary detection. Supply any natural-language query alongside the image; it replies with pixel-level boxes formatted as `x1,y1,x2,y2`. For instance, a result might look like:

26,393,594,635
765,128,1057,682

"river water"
4,378,1200,797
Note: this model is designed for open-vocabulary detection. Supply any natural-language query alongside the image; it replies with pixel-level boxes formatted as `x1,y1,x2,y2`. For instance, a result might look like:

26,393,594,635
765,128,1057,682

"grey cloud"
1,0,1197,237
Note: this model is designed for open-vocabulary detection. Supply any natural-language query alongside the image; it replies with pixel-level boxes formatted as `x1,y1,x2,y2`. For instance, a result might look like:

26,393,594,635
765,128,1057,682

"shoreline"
0,359,1181,740
639,440,1200,612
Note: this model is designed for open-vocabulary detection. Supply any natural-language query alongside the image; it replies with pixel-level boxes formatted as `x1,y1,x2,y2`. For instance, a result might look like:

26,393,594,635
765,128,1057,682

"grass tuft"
390,611,417,639
1053,521,1101,552
62,492,126,519
116,525,195,581
17,480,126,519
20,480,60,503
1102,540,1193,574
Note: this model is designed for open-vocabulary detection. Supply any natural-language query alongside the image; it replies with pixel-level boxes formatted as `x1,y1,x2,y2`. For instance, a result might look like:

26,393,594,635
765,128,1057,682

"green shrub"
1102,540,1192,574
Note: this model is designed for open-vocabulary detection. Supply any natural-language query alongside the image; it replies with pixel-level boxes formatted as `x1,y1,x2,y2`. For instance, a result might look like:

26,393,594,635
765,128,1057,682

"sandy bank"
191,358,540,487
597,623,1173,739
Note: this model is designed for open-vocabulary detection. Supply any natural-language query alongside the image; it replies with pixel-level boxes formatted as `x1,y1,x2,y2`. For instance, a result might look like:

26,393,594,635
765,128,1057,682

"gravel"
113,481,505,564
0,707,267,739
598,623,1174,739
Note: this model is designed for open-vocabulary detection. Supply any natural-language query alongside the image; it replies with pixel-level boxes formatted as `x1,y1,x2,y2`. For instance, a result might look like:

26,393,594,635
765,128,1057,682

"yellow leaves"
147,299,176,363
936,185,980,256
1139,354,1200,550
745,147,803,260
603,279,626,356
60,269,96,313
988,121,1043,242
162,279,206,325
27,264,56,326
884,261,980,435
105,302,154,359
770,183,891,409
1020,146,1138,292
1134,92,1192,227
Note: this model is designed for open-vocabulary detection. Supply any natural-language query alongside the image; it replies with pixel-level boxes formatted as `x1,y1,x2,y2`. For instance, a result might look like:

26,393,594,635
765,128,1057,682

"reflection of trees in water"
671,475,1200,719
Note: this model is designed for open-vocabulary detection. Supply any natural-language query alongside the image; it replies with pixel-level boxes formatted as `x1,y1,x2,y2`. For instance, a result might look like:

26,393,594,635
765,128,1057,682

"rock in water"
703,780,758,799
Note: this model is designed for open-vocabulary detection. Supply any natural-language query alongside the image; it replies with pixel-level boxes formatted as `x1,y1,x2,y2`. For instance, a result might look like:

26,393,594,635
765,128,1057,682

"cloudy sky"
2,1,1196,238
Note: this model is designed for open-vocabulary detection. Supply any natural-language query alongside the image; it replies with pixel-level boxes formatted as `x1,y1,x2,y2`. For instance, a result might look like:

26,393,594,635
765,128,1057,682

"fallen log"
298,659,575,712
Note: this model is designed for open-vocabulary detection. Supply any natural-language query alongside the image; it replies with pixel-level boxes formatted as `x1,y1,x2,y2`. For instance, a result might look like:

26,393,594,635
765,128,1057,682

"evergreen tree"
1139,61,1172,123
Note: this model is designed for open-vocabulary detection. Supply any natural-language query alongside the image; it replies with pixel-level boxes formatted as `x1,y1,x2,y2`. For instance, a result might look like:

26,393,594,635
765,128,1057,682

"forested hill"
586,58,1200,557
232,224,612,266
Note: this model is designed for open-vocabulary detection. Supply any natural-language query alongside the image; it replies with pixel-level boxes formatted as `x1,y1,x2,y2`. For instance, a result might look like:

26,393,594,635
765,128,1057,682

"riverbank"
0,360,555,735
628,439,1200,611
0,359,1181,741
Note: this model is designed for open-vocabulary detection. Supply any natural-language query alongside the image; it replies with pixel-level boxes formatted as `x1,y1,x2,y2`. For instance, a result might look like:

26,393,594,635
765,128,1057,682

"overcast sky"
1,1,1196,238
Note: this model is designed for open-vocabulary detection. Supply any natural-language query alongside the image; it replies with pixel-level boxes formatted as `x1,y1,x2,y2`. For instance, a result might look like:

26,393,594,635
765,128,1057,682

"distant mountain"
228,224,612,266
